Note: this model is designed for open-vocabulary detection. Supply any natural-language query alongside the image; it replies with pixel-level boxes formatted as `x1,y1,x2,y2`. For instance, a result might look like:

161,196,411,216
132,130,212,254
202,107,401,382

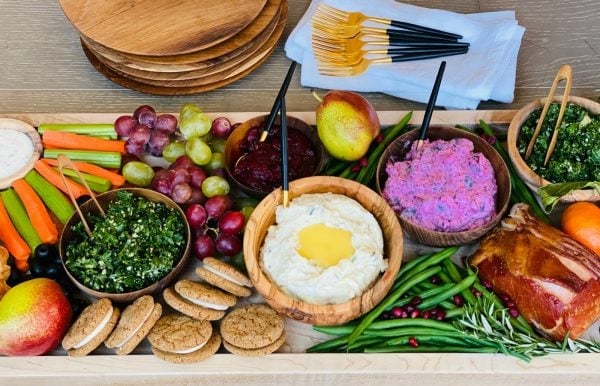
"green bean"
442,258,477,305
417,274,476,310
348,266,442,345
306,335,348,353
396,252,435,279
366,315,458,332
364,327,466,339
392,246,459,292
313,325,355,336
444,307,465,319
365,345,500,354
356,111,413,185
325,160,351,176
387,335,472,347
347,337,385,352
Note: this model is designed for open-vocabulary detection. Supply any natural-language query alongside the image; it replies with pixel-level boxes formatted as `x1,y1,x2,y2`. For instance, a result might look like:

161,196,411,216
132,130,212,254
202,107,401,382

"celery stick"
43,149,121,169
38,123,117,139
24,170,75,224
54,167,111,193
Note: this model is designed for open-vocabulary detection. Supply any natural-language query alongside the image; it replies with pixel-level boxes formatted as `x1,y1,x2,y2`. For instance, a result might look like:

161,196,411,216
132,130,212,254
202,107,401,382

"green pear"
316,91,380,161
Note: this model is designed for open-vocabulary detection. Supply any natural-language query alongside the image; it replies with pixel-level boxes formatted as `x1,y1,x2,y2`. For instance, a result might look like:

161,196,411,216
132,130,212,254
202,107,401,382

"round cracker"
105,295,156,349
163,286,225,321
114,303,162,355
196,266,252,297
220,304,284,349
202,257,252,287
152,330,221,364
147,314,212,353
223,332,285,356
175,280,237,308
62,298,113,349
68,307,121,357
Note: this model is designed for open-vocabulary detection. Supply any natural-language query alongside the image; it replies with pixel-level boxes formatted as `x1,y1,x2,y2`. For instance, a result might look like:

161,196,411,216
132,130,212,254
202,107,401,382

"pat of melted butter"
297,223,354,268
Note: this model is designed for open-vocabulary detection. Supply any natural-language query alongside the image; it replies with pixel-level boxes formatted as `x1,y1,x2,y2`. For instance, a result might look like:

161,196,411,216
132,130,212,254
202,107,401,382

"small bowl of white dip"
243,176,403,326
0,118,43,189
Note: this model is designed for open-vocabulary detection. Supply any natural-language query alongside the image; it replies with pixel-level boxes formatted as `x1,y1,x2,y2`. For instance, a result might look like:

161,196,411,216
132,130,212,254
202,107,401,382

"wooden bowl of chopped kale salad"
508,95,600,211
59,188,191,303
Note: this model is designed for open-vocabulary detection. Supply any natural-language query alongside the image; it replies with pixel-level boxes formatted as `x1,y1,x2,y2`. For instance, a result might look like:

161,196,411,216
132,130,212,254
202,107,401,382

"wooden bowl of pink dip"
375,126,511,247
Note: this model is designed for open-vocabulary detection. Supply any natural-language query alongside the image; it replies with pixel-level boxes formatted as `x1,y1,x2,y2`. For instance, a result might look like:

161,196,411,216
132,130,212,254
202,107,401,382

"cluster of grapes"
115,105,178,156
186,194,248,260
6,244,89,318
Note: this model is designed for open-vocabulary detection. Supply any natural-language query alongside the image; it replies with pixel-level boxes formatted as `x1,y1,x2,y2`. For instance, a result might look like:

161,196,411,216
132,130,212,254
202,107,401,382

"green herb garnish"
65,191,186,293
517,103,600,183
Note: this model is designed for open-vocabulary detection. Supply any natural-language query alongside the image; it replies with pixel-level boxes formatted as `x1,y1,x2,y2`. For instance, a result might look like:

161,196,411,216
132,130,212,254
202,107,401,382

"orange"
561,202,600,256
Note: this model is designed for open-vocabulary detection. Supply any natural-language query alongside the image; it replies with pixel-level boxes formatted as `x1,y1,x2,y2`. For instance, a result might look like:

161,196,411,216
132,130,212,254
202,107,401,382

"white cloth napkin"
285,0,526,109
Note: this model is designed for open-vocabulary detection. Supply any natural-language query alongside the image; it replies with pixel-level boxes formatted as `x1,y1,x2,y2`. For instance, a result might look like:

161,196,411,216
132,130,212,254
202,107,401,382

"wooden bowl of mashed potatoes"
243,176,403,326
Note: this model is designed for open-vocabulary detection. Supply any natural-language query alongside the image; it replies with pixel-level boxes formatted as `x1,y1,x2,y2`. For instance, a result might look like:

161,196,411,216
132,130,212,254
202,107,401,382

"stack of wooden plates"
59,0,288,95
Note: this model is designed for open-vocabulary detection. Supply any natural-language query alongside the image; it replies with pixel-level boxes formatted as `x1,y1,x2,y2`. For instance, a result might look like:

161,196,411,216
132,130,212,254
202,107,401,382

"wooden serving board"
59,0,268,56
0,110,599,385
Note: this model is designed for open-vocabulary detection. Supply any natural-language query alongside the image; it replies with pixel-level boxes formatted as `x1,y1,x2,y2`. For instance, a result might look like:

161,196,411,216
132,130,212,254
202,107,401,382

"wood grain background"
1,0,600,114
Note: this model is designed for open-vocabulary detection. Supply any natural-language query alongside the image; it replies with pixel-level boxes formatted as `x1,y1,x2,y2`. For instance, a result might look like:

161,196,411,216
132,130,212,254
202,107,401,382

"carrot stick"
42,158,125,187
34,159,88,199
12,179,59,244
0,198,31,271
41,130,126,154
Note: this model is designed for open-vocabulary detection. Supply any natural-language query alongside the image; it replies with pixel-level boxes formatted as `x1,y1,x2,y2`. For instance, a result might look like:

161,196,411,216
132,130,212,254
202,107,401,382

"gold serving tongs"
524,64,573,166
57,154,104,237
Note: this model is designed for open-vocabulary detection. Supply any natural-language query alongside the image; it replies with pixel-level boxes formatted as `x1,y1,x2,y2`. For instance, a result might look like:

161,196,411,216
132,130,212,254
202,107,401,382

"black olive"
69,297,90,320
7,265,23,286
55,275,77,296
34,243,59,265
44,262,63,279
29,256,46,278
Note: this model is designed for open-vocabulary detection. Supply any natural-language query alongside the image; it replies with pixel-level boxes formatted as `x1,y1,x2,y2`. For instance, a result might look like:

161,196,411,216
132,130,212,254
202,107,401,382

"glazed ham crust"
471,203,600,341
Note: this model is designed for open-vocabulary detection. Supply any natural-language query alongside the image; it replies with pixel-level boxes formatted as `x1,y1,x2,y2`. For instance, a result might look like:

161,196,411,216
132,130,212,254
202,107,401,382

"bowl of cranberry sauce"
224,115,326,197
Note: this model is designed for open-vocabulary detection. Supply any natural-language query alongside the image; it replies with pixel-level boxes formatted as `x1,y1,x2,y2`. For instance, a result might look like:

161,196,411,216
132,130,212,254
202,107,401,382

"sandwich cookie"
62,298,120,357
104,295,162,355
220,304,285,356
148,314,220,364
163,280,236,321
195,257,253,297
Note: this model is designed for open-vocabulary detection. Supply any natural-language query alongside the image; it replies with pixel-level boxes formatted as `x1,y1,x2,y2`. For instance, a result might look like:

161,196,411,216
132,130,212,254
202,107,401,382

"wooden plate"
81,0,283,66
81,7,280,80
59,0,268,56
80,2,287,95
0,118,42,190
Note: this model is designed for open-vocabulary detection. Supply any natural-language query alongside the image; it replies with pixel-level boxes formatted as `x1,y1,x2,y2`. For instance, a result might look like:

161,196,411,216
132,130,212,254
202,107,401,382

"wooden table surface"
1,0,600,115
1,1,600,385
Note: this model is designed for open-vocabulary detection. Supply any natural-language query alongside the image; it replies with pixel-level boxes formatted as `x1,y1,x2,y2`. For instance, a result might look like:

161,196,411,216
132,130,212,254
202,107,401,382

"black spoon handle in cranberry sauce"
280,95,289,207
261,61,297,142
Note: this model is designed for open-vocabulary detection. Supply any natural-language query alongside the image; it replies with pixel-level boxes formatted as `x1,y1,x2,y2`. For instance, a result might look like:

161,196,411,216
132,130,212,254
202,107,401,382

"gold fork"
317,49,467,77
314,3,462,40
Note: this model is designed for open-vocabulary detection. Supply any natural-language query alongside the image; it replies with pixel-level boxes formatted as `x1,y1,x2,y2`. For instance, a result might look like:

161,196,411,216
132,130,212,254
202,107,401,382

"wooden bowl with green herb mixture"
59,188,191,303
507,96,600,205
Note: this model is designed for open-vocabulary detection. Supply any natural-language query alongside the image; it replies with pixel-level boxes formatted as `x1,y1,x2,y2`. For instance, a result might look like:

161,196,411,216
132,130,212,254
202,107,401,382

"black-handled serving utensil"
259,61,297,142
416,60,446,151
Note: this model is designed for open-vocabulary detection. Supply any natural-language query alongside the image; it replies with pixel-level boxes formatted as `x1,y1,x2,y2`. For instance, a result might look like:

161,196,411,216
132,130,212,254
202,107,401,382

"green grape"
180,112,211,139
162,141,186,162
122,161,155,187
179,102,202,122
240,206,255,223
209,138,226,153
185,137,212,165
229,251,247,273
200,131,213,143
202,176,230,198
236,196,259,209
204,152,225,173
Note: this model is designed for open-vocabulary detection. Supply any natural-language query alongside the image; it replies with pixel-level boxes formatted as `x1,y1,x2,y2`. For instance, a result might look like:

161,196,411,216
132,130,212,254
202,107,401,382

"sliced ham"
471,203,600,341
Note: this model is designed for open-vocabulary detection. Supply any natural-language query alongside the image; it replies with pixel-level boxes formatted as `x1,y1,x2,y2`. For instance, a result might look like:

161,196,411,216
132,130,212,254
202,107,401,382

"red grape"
209,167,227,179
151,176,171,196
170,155,195,171
114,115,136,137
215,233,242,256
147,130,170,156
204,195,234,219
185,204,208,229
218,211,245,235
125,139,145,155
188,166,207,188
153,167,168,180
166,167,190,187
171,182,192,204
155,114,178,134
129,124,152,145
186,188,207,205
210,117,232,138
193,234,215,260
134,105,156,128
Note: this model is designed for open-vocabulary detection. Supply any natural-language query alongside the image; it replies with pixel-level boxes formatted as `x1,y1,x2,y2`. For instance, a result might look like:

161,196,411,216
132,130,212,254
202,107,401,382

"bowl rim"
223,114,327,198
0,118,43,190
243,175,403,325
506,95,600,203
58,187,191,302
374,125,511,246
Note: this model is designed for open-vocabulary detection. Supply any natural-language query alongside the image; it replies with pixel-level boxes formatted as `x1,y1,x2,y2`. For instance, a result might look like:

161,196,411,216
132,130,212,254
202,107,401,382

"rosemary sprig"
453,293,600,361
